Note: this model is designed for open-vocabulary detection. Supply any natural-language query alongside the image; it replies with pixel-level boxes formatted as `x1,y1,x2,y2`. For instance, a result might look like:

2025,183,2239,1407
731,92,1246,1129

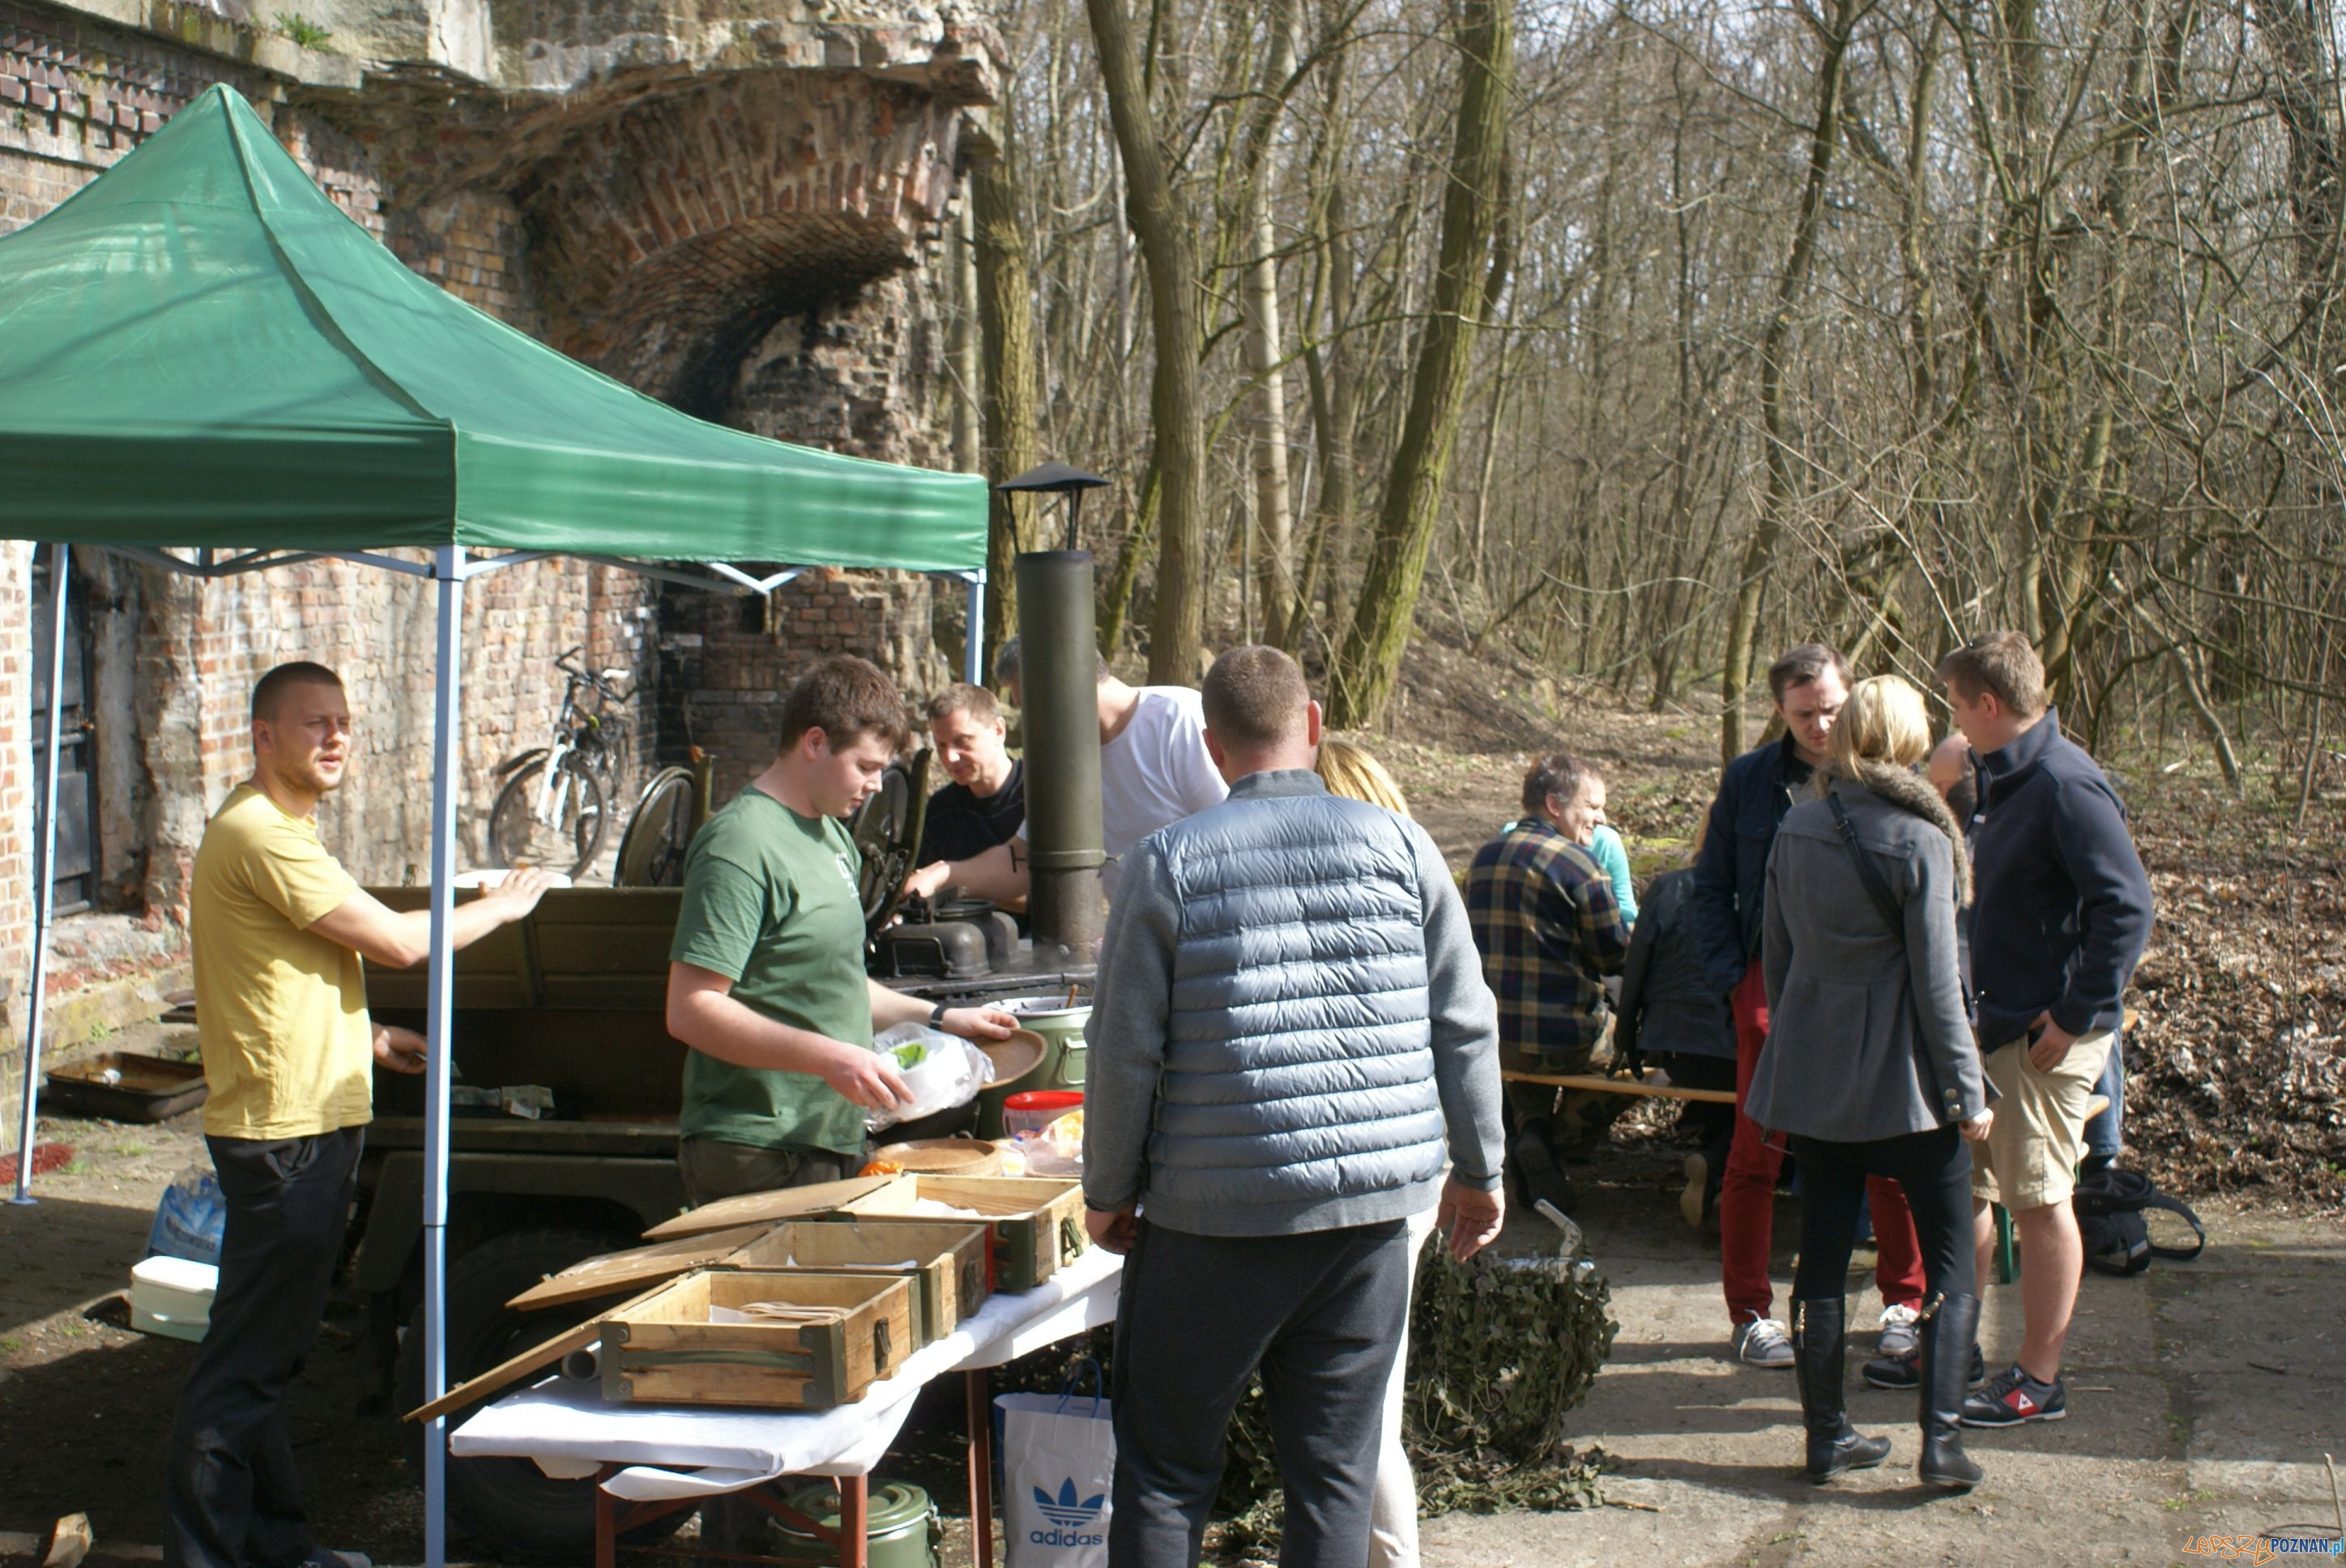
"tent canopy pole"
11,541,73,1204
420,543,463,1568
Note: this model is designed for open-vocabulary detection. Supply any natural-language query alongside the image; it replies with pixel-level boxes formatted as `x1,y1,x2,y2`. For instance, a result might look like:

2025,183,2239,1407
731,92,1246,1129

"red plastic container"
1003,1089,1083,1138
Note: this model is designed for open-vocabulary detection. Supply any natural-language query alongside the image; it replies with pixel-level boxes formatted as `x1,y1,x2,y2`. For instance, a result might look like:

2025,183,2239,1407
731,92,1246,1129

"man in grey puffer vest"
1084,645,1508,1568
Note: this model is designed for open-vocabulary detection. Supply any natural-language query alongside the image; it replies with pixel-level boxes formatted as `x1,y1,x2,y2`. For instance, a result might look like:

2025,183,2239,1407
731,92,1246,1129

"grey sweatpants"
1108,1217,1411,1568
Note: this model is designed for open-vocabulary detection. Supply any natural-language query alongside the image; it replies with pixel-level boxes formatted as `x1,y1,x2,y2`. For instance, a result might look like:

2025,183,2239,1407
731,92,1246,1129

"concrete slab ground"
1420,1162,2344,1567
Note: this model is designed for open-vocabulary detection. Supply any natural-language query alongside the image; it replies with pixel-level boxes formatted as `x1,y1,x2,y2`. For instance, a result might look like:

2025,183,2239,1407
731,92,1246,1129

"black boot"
1792,1297,1892,1482
1917,1293,1985,1490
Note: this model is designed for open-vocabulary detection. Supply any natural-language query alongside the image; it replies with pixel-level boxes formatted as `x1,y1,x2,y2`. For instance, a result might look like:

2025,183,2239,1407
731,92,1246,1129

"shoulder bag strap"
1827,793,1907,936
2139,1191,2208,1261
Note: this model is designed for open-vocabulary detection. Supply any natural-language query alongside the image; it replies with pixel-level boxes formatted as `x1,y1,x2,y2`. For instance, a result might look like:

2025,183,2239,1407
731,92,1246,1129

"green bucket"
976,999,1090,1137
766,1481,940,1568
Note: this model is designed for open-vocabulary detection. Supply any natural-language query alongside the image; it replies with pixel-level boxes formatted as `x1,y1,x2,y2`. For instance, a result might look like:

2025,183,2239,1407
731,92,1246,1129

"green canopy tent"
0,83,988,1563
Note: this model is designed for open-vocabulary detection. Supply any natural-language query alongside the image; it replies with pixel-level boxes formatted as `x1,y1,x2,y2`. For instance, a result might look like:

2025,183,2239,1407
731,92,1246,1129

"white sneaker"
1733,1315,1794,1369
1877,1302,1921,1359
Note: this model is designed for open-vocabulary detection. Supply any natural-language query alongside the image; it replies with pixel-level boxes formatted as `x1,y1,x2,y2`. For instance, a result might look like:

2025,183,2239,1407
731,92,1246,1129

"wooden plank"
1499,1069,1738,1105
507,1222,778,1310
401,1276,669,1425
641,1175,901,1240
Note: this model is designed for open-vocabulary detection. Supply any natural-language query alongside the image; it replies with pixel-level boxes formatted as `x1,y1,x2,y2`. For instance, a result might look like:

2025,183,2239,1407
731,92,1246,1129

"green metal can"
976,999,1090,1137
765,1481,941,1568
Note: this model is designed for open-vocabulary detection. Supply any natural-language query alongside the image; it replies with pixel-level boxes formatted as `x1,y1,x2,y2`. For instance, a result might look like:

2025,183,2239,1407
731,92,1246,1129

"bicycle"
485,649,635,876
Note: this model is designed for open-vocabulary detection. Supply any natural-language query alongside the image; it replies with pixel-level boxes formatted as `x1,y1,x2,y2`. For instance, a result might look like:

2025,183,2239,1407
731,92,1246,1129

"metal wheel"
485,756,608,876
613,765,696,887
850,749,931,934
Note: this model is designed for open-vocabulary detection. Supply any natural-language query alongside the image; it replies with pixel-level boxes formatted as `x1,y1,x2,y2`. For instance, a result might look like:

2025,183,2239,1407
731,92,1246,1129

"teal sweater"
1589,824,1638,925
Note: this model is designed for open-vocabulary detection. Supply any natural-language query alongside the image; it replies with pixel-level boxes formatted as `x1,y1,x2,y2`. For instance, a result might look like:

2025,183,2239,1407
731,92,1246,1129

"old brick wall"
2,0,975,1136
659,569,953,803
0,1,621,1085
0,0,257,232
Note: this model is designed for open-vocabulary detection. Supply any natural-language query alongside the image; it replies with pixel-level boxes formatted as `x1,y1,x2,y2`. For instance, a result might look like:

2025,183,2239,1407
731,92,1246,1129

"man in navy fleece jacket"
1940,631,2154,1430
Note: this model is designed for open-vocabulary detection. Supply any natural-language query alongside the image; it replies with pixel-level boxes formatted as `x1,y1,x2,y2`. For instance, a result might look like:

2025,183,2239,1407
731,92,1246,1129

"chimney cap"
999,461,1108,495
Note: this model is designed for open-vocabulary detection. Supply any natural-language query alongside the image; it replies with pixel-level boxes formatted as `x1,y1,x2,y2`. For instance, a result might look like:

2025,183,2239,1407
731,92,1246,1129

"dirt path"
5,1089,2336,1567
1420,1153,2344,1566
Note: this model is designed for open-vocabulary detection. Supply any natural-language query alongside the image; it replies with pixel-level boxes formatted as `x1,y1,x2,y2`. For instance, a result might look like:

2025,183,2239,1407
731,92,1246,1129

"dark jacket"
1616,870,1735,1063
1689,733,1815,997
1969,712,2155,1044
1748,774,1990,1140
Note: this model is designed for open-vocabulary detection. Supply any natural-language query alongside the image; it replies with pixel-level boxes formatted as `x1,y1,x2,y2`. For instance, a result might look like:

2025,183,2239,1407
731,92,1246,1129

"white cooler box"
130,1255,218,1342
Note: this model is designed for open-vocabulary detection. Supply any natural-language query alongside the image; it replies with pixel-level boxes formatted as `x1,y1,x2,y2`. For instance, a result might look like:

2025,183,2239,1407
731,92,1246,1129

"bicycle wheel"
486,757,608,877
614,766,695,887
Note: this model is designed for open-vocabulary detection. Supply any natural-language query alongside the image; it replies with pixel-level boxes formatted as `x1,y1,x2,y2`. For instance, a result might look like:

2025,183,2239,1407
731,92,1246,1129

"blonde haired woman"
1313,733,1427,1568
1316,734,1410,816
1744,675,1995,1491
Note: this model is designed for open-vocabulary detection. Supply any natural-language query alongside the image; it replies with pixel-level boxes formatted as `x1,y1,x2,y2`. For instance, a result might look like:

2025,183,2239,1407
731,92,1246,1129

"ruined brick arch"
514,67,964,409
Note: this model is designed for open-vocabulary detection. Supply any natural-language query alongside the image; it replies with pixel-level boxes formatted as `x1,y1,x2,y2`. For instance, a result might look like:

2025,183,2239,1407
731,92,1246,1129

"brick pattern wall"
0,0,257,234
387,188,541,330
731,268,951,472
660,569,949,803
157,556,650,898
0,4,394,237
520,70,964,400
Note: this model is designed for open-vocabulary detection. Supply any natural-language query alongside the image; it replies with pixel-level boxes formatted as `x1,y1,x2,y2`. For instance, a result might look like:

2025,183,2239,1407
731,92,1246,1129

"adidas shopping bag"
995,1373,1113,1568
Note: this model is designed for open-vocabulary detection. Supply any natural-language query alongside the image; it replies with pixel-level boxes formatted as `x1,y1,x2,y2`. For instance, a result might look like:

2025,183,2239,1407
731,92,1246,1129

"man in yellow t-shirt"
168,662,548,1568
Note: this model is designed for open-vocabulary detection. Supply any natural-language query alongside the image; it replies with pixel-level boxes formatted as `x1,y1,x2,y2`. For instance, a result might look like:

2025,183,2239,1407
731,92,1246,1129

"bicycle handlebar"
553,647,633,701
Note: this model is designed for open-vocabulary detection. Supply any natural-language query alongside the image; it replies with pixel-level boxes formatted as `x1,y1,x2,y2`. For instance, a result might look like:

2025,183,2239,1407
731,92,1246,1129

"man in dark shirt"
917,683,1026,871
1466,752,1631,1212
1940,631,2153,1428
1688,643,1926,1372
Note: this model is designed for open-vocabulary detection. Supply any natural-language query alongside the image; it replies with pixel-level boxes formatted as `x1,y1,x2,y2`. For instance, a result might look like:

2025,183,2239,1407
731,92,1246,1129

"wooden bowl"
978,1028,1047,1093
869,1138,1006,1178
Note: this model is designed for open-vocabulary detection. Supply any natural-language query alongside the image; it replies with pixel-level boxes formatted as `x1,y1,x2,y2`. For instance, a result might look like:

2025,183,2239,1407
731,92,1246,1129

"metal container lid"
774,1481,936,1539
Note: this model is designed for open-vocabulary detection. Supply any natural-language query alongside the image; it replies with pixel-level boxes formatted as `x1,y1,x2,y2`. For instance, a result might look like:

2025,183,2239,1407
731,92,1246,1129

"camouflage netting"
993,1237,1619,1557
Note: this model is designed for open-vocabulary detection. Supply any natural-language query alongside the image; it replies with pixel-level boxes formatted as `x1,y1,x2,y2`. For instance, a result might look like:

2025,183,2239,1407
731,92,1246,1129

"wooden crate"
722,1221,992,1346
832,1176,1088,1293
599,1270,916,1410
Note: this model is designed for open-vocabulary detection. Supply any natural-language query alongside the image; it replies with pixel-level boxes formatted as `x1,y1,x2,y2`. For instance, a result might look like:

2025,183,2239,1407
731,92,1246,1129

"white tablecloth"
449,1246,1123,1501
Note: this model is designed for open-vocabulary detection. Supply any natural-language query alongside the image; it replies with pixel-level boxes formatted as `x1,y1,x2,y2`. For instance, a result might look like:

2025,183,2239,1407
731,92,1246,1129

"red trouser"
1718,965,1926,1324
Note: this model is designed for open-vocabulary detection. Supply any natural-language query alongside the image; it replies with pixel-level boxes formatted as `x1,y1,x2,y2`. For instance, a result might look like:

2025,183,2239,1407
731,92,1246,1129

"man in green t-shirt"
665,654,1017,1204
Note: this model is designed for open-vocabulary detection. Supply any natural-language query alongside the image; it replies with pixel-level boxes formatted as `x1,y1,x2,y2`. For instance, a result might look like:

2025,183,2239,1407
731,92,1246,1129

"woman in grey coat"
1747,675,1996,1491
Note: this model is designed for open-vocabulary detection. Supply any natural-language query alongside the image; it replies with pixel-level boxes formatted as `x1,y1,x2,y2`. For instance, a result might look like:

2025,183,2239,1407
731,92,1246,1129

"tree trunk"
1239,0,1300,648
1086,0,1208,684
1327,0,1512,727
949,196,980,475
971,140,1043,663
1716,0,1858,766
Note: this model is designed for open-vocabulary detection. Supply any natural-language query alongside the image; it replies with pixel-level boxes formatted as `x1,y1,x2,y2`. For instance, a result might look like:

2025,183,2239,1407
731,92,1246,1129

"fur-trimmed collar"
1816,759,1971,901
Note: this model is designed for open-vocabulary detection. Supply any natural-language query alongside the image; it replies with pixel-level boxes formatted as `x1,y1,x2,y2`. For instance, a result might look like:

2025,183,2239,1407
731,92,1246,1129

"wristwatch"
929,1002,951,1029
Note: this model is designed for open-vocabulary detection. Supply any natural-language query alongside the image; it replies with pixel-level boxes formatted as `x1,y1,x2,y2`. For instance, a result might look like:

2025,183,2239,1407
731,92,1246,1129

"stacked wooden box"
412,1174,1089,1421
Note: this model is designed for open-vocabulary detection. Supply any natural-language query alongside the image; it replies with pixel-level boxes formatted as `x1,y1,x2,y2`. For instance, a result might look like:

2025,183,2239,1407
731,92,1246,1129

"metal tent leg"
965,573,986,686
422,544,465,1567
11,542,72,1205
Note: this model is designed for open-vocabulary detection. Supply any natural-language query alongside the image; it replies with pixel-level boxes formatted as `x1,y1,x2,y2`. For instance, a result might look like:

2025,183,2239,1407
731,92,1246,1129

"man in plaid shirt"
1466,752,1630,1213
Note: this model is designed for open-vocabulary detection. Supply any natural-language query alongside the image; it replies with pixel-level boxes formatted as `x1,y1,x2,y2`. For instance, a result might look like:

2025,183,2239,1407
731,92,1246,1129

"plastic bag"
147,1162,226,1264
996,1366,1113,1567
865,1024,996,1133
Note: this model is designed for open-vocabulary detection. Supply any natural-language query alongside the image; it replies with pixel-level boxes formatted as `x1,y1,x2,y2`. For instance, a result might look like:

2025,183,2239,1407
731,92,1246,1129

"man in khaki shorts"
1939,633,2153,1427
